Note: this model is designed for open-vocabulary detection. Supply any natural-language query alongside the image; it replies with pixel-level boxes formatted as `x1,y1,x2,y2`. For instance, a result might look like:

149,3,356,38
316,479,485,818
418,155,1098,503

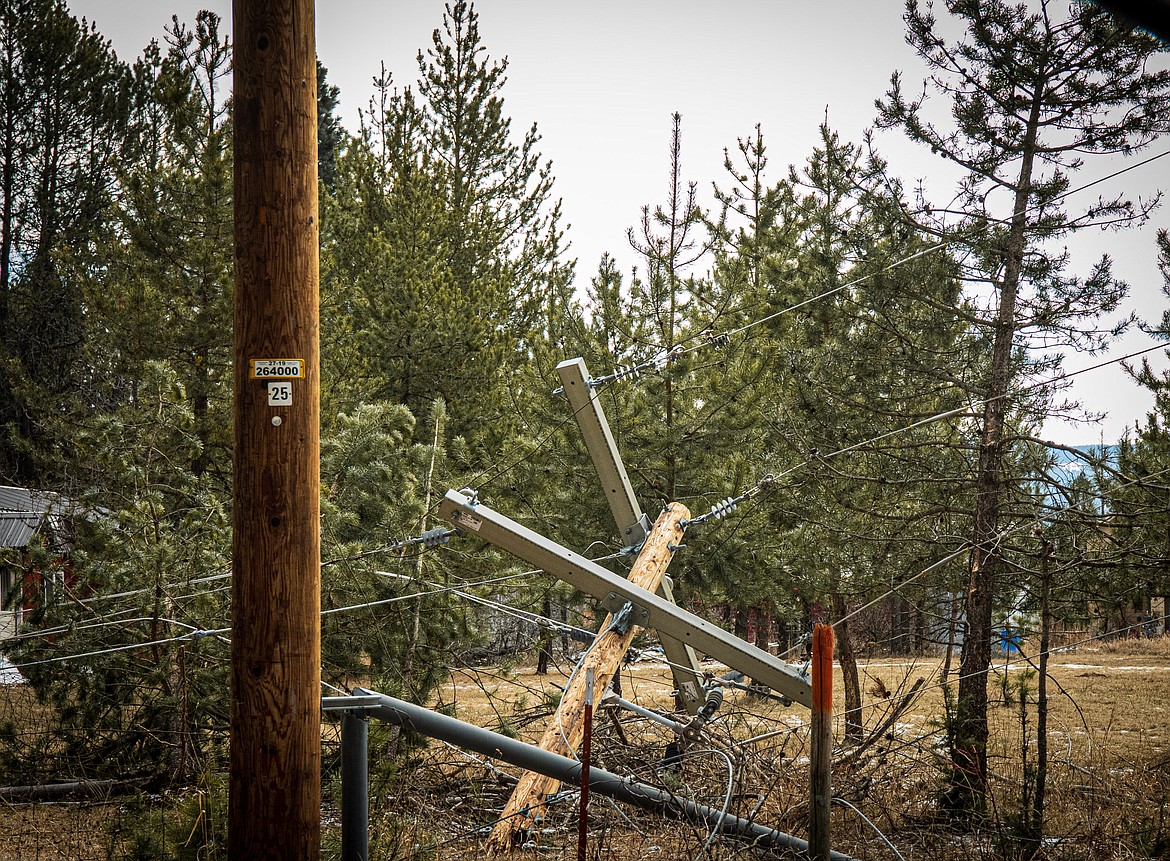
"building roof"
0,487,67,549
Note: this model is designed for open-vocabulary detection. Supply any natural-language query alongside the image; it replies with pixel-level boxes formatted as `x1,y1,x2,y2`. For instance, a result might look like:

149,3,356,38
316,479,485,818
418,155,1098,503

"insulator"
419,527,451,549
699,686,724,720
709,496,739,520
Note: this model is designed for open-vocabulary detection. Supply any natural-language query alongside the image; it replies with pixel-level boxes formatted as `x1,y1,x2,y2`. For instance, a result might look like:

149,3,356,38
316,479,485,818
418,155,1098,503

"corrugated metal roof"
0,487,35,512
0,486,67,549
0,512,42,548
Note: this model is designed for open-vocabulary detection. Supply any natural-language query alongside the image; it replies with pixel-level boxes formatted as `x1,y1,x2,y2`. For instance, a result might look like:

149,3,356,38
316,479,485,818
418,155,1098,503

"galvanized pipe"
341,712,369,861
601,690,687,735
350,688,852,860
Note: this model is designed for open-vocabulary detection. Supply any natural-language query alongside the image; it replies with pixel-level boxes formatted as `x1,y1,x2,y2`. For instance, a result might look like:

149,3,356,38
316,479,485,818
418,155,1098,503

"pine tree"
1,11,236,789
317,59,344,191
706,123,976,727
416,1,559,340
0,0,132,482
3,360,232,786
87,11,233,483
318,399,468,701
321,1,566,452
624,112,708,506
876,0,1170,814
1111,230,1170,628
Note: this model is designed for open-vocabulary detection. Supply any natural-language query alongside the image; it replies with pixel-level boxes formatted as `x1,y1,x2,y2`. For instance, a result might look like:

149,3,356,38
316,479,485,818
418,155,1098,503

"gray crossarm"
555,357,649,546
439,489,812,708
556,357,705,712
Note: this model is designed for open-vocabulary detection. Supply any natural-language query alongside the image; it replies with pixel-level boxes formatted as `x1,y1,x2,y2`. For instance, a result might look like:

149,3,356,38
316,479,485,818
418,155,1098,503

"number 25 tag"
268,382,293,406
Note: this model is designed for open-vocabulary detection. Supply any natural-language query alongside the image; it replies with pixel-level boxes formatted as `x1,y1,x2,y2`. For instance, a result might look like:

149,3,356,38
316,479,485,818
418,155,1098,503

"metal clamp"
603,592,650,630
321,695,382,713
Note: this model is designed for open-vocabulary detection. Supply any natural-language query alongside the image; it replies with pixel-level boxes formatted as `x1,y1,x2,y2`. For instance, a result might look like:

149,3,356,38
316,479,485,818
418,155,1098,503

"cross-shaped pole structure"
439,356,812,853
555,357,704,712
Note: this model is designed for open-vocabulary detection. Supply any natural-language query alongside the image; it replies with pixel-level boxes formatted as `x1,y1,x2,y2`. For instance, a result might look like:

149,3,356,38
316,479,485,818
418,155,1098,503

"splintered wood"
484,503,690,853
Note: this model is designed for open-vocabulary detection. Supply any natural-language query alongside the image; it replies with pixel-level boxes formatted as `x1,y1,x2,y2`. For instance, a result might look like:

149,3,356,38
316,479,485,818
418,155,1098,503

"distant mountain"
1047,444,1118,486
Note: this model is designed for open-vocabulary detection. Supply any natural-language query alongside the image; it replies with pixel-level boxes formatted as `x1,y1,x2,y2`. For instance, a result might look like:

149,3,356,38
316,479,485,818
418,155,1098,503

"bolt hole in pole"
578,667,593,861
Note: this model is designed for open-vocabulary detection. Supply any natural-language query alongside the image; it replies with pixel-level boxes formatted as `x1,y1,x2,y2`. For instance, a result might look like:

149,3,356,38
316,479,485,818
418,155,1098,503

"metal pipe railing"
341,713,369,861
327,689,853,861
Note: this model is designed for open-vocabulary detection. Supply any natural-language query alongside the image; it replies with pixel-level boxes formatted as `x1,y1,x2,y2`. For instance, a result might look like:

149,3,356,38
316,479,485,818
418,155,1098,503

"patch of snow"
1061,664,1170,671
0,654,24,685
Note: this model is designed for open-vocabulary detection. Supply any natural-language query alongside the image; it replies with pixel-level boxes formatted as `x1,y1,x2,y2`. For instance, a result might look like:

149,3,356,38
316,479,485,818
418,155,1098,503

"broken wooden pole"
485,503,689,853
810,622,834,861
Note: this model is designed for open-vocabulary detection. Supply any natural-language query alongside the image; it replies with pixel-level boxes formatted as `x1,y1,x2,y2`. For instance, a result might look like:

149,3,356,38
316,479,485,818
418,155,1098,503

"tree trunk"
0,49,15,331
943,591,960,682
1025,542,1052,859
734,605,749,641
891,596,909,655
404,409,441,693
948,80,1044,818
831,593,862,741
776,613,790,654
165,645,192,785
758,602,775,654
537,593,552,675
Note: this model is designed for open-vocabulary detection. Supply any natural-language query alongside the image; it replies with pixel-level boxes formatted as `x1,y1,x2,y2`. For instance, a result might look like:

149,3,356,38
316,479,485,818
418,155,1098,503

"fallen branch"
0,778,141,803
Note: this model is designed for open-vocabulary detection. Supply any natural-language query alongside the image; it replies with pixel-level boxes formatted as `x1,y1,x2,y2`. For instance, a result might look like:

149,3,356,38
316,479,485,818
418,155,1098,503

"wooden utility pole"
486,504,689,853
809,623,834,861
230,0,321,858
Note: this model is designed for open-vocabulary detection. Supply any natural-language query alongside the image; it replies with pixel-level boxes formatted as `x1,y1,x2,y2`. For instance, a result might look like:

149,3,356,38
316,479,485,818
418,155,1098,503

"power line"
74,570,232,605
9,551,623,670
11,626,230,670
679,340,1167,529
369,568,593,640
12,314,1169,715
587,146,1170,393
750,461,1170,669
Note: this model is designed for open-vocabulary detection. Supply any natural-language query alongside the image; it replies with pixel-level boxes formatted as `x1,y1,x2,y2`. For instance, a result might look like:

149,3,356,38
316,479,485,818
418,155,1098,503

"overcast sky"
69,1,1170,445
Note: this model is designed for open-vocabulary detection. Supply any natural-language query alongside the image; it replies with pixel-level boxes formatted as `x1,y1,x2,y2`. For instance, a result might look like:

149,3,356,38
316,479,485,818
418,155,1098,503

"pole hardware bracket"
603,593,650,631
321,695,383,713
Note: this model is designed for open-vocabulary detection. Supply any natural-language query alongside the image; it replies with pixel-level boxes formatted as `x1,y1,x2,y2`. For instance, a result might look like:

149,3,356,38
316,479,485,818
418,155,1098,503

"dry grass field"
366,637,1170,860
1,637,1167,860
